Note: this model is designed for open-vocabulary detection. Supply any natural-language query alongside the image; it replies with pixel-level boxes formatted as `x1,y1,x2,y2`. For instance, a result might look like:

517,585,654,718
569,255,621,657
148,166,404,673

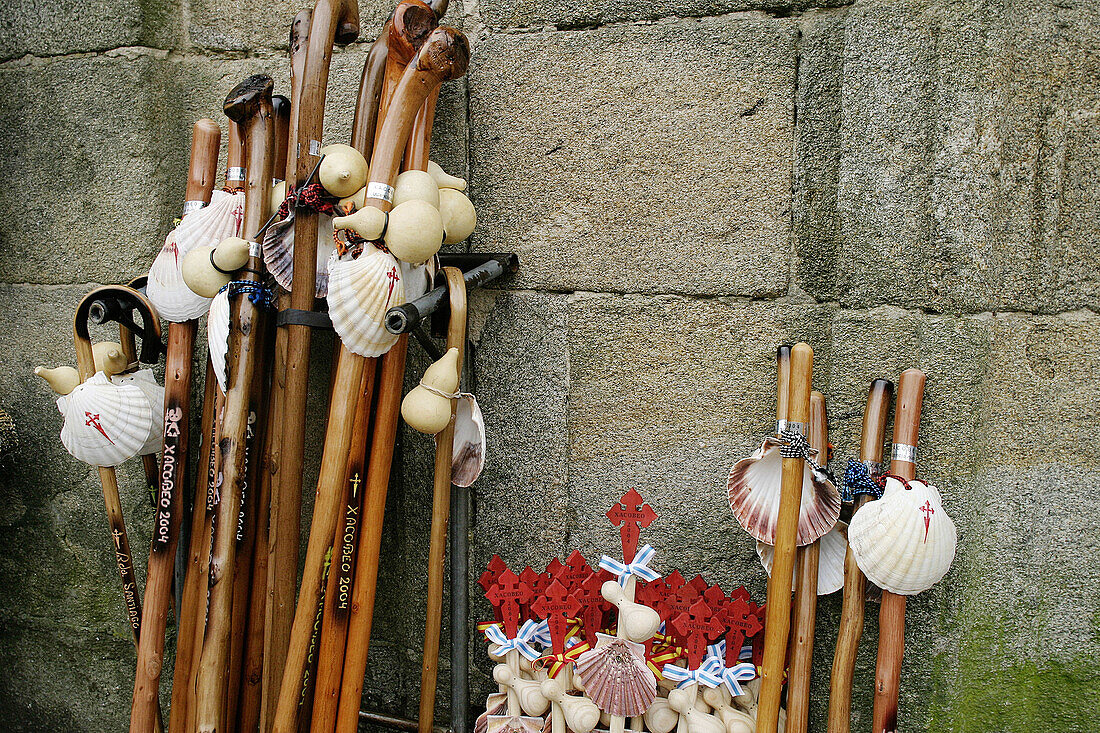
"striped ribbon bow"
647,643,686,678
662,657,724,689
483,619,543,661
706,641,726,662
599,544,661,586
719,662,757,697
536,637,592,678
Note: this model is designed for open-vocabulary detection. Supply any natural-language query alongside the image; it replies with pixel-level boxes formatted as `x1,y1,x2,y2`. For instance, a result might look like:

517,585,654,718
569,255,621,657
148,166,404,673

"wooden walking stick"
826,378,892,733
271,26,469,733
169,121,248,733
194,74,276,733
266,3,359,713
784,390,827,733
872,369,925,733
757,341,813,733
334,29,467,733
417,266,468,733
130,118,221,733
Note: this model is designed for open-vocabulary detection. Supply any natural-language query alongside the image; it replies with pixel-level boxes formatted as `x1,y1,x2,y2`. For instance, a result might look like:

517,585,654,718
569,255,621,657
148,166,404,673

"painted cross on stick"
575,571,610,645
672,597,724,668
718,596,763,667
485,569,533,639
606,488,657,563
532,579,582,657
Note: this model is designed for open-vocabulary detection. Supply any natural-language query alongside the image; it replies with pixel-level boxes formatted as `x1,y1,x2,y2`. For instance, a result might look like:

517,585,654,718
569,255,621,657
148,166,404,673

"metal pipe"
385,253,517,334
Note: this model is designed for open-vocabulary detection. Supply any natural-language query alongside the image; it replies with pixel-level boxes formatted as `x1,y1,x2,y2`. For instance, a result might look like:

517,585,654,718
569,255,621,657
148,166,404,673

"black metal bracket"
387,252,519,336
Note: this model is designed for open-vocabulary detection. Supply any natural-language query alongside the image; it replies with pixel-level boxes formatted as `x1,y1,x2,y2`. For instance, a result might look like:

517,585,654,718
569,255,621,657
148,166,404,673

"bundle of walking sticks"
35,1,481,731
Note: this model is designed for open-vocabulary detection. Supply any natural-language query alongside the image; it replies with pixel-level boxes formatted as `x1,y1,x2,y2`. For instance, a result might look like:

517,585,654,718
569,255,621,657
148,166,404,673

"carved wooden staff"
827,378,892,732
757,341,813,733
266,4,360,711
270,26,470,733
417,266,468,733
129,118,220,733
785,390,828,733
168,121,246,733
872,368,925,733
194,74,276,733
334,26,468,733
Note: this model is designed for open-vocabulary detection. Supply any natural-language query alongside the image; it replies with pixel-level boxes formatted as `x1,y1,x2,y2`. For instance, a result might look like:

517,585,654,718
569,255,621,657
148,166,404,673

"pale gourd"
540,678,600,733
338,186,367,215
271,180,287,215
401,347,459,434
492,664,550,717
427,160,466,191
35,365,80,395
385,199,444,264
393,170,440,208
319,144,369,198
332,207,388,241
601,580,660,642
181,237,251,298
439,188,477,244
92,341,129,376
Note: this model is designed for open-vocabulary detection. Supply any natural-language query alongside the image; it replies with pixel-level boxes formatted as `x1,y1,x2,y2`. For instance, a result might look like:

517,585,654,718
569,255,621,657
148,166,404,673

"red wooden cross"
720,596,763,666
485,569,533,638
560,549,592,591
574,571,610,645
672,597,724,668
480,555,509,624
606,488,657,563
531,579,582,657
702,583,727,612
545,557,566,580
662,578,701,625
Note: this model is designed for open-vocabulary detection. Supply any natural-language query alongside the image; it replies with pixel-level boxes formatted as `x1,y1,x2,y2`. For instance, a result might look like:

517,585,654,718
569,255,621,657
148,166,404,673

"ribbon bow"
662,657,723,689
483,619,543,661
599,544,661,586
706,641,726,662
536,637,592,678
842,458,883,502
719,662,757,697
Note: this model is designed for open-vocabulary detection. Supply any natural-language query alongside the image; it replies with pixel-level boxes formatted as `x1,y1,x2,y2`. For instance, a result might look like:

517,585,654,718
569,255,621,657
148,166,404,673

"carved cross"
662,579,701,624
672,598,724,668
702,584,727,612
545,557,566,580
485,569,532,638
519,566,548,618
606,488,657,562
574,571,610,644
687,574,709,596
561,549,592,590
532,579,582,656
721,596,763,666
480,555,509,623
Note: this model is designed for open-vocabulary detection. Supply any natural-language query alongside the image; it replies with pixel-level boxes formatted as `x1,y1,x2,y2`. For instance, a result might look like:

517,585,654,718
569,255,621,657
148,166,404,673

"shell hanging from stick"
57,372,158,467
575,633,656,717
147,190,245,321
207,289,231,391
847,476,957,595
261,209,335,297
111,368,166,456
726,437,841,546
451,393,486,487
756,520,848,595
326,246,405,357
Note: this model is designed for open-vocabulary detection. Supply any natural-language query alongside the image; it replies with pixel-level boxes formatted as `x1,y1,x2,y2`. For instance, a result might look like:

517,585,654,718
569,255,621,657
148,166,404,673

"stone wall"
1,0,1099,729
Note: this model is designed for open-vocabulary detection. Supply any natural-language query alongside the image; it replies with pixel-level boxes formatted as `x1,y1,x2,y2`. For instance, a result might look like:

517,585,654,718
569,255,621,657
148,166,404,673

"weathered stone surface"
186,0,392,53
0,0,182,60
468,16,795,296
796,0,1100,314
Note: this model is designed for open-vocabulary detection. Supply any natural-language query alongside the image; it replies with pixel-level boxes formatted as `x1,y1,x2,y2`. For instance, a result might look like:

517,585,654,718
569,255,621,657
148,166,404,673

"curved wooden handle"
889,369,925,480
775,344,791,425
860,378,894,465
389,0,438,66
350,26,391,155
184,119,222,205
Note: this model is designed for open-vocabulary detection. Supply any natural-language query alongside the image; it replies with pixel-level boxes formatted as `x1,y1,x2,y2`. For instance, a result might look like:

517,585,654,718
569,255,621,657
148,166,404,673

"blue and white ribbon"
483,619,543,661
720,662,757,697
706,640,726,663
529,618,553,650
599,544,661,587
661,657,723,689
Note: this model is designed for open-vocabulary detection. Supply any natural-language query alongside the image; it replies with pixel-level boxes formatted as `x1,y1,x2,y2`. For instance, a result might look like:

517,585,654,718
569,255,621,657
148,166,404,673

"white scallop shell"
262,209,335,297
111,369,165,456
451,393,485,487
756,521,847,595
57,371,155,467
207,289,231,391
326,246,405,357
147,191,244,322
575,633,656,717
726,439,841,546
848,476,957,595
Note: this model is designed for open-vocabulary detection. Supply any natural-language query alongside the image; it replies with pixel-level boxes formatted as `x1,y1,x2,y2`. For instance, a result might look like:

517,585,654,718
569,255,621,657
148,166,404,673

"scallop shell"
575,633,656,717
476,694,509,733
176,189,245,250
402,259,434,302
111,369,165,456
262,210,335,298
756,521,847,595
486,716,546,733
726,439,841,546
207,289,231,391
326,246,405,357
848,476,956,595
57,371,155,467
451,394,486,487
